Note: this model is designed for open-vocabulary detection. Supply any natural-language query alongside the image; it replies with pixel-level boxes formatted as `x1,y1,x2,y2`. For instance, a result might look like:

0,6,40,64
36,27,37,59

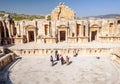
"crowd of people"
50,50,70,66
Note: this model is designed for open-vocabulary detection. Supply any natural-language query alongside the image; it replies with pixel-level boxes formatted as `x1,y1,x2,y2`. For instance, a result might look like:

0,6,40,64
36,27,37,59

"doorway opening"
91,31,97,41
28,31,34,42
60,31,66,42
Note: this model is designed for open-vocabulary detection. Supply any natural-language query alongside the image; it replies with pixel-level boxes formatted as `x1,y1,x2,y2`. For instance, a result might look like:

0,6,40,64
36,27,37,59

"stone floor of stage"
8,42,120,49
9,55,120,84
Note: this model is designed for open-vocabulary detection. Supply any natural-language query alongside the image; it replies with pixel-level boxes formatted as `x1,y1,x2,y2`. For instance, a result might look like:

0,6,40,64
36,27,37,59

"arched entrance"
91,30,97,41
25,25,37,42
90,24,99,42
57,25,67,42
28,31,34,42
60,31,66,41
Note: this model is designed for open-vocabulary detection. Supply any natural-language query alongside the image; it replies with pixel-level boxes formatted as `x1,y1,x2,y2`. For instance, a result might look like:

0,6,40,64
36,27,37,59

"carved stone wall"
1,3,120,45
51,3,75,20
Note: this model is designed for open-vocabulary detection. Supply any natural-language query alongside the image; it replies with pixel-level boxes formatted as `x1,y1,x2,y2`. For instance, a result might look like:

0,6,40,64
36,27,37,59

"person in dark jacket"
50,55,54,66
60,55,64,65
56,54,59,61
55,50,58,58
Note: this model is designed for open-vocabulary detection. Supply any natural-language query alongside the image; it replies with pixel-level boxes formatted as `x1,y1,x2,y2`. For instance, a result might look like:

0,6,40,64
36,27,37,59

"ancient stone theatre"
0,2,120,45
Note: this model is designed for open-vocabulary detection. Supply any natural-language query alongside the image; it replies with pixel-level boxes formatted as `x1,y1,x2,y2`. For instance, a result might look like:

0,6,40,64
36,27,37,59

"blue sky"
0,0,120,17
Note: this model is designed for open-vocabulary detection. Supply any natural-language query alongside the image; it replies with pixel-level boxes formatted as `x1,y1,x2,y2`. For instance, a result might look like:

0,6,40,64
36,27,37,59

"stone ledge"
111,51,120,64
0,53,15,71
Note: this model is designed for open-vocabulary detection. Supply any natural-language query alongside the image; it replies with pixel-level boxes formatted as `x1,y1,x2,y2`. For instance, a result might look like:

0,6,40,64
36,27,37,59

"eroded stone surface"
10,55,120,84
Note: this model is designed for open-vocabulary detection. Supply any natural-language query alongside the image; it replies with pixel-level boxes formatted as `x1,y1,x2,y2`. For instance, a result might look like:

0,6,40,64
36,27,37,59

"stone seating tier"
111,49,120,64
0,53,15,70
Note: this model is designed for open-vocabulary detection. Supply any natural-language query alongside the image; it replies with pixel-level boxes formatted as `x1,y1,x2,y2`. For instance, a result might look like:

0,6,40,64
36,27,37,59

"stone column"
108,23,110,35
74,23,77,37
81,25,83,37
10,24,14,36
17,24,21,36
46,25,50,36
34,29,37,42
89,30,91,42
69,28,72,37
115,20,119,35
85,24,88,37
2,21,7,38
21,21,25,36
58,30,60,42
2,21,8,45
8,23,11,37
26,28,29,43
67,27,70,43
49,21,52,37
97,28,99,41
66,29,67,42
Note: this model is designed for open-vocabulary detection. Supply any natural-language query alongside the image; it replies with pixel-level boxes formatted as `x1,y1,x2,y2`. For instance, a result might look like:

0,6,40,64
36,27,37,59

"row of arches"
0,21,17,45
2,20,120,44
0,21,9,45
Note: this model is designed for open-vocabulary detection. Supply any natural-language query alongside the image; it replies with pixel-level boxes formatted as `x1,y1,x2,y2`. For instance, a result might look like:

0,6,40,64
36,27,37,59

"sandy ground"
9,55,120,84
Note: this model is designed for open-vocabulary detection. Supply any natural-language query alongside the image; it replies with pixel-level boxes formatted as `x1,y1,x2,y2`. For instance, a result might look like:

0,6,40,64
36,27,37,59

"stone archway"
28,31,34,42
25,25,37,42
91,30,97,41
90,24,99,42
60,31,66,41
0,21,5,45
57,25,67,42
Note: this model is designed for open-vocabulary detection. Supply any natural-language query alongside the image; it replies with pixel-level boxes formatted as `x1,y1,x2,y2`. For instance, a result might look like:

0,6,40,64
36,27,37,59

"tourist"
66,56,69,65
55,50,59,61
55,50,58,58
60,55,64,65
56,54,59,61
50,55,54,66
74,53,78,57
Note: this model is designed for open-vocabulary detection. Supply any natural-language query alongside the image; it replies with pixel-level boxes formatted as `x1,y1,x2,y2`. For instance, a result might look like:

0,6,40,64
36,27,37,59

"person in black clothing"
60,55,64,65
56,54,59,61
55,50,59,61
55,50,58,58
50,55,54,66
